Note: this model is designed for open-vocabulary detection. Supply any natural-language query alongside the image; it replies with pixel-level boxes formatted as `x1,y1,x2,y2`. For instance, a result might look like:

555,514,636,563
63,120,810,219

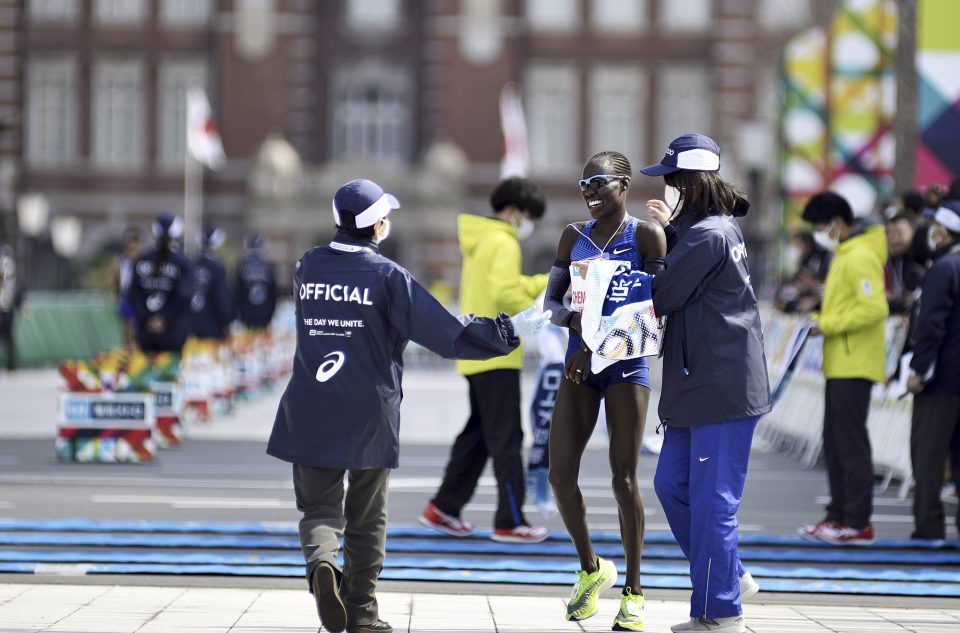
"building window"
760,0,811,30
591,0,647,33
331,63,411,166
526,64,579,174
160,0,213,26
526,0,579,33
657,0,710,32
655,65,712,155
345,0,401,33
26,58,77,168
92,59,145,170
158,60,208,169
94,0,147,25
29,0,79,23
589,66,646,165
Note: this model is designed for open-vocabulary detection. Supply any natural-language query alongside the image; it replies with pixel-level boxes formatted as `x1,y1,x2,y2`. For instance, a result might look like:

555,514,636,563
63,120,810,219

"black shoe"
347,619,392,633
311,562,346,633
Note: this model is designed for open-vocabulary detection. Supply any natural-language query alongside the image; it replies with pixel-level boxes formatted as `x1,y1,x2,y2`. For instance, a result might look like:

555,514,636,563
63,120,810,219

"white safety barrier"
758,309,914,497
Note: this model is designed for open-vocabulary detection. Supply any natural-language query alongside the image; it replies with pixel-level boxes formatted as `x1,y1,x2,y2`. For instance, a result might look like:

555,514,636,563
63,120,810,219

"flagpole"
183,89,201,258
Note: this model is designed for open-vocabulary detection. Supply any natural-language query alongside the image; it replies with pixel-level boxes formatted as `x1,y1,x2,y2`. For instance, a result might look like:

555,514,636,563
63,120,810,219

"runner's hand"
565,345,591,384
645,199,672,227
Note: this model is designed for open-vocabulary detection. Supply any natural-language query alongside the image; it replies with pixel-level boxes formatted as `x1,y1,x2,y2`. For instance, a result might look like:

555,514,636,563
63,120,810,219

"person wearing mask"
420,177,550,544
798,191,888,545
267,178,550,633
128,214,195,353
774,231,831,314
190,226,233,341
883,213,925,316
539,151,666,630
640,134,770,633
235,233,277,332
0,246,24,370
906,200,960,540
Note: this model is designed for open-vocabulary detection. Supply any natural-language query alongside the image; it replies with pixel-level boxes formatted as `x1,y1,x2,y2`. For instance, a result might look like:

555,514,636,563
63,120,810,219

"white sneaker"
739,571,760,602
671,616,746,632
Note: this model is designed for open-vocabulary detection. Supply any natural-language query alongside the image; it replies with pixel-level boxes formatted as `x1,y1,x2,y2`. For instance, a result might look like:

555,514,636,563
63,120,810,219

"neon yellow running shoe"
565,556,617,621
613,587,645,631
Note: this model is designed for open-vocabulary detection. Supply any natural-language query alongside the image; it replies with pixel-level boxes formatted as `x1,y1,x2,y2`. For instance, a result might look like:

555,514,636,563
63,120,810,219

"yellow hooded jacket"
815,222,889,383
455,214,548,376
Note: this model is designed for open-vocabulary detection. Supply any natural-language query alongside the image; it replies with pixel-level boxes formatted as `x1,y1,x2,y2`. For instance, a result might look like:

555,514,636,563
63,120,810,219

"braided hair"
588,151,632,178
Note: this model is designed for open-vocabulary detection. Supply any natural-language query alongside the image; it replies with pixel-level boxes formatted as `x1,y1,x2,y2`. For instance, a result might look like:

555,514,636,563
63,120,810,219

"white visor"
675,148,720,172
332,193,400,228
934,206,960,234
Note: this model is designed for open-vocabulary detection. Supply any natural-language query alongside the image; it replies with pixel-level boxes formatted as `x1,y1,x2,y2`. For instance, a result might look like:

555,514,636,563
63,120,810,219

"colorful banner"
915,0,960,188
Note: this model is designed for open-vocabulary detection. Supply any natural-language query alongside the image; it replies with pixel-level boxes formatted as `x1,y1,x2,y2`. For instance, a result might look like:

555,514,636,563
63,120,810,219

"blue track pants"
653,416,758,619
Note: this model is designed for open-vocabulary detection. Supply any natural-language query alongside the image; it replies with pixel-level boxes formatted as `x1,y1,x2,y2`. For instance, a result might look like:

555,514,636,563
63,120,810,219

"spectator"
128,214,195,353
884,213,925,315
906,200,960,540
0,246,24,370
419,177,551,544
799,192,889,545
110,228,141,345
190,226,233,341
235,233,277,331
775,231,830,313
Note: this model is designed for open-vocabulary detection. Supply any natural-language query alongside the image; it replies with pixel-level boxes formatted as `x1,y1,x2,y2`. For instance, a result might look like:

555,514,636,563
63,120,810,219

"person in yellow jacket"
420,177,550,543
798,191,889,546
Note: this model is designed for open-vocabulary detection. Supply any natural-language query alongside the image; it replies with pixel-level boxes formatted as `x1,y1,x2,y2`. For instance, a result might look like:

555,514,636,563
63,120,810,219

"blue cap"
332,179,400,229
639,133,721,176
152,213,183,239
199,225,225,249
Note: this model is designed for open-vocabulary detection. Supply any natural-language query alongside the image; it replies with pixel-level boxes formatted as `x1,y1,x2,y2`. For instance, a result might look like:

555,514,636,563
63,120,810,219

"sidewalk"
2,582,960,632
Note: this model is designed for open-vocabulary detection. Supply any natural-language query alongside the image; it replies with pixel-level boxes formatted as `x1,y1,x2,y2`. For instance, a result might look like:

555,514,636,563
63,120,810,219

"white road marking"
91,494,292,509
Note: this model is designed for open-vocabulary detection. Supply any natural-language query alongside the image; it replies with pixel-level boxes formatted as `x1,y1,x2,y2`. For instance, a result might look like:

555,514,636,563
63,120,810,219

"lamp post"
16,193,50,289
51,216,82,289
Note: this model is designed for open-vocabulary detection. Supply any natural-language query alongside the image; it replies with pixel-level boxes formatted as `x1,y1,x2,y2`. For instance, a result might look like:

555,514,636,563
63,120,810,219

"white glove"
509,306,552,339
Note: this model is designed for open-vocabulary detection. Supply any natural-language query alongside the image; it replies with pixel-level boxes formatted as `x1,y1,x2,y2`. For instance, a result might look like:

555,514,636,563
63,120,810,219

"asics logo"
613,247,630,255
315,351,345,382
622,369,642,378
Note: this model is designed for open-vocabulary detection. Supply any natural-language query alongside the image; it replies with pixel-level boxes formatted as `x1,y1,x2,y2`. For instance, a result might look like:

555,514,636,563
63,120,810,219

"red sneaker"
798,519,840,541
418,502,474,537
817,523,875,545
491,524,549,543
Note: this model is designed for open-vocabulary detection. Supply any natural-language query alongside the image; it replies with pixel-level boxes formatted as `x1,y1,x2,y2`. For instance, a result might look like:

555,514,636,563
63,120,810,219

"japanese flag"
499,82,528,179
186,87,226,169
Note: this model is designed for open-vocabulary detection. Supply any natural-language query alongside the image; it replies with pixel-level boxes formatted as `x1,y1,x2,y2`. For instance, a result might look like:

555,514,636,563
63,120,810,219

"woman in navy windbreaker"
640,134,771,633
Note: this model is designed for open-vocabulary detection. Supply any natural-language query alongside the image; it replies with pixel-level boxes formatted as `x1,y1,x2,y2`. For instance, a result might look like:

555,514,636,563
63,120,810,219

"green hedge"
10,293,124,367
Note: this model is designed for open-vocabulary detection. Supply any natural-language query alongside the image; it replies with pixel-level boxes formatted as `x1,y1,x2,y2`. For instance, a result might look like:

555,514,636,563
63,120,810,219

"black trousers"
911,392,960,539
432,369,526,530
822,378,874,530
0,311,14,371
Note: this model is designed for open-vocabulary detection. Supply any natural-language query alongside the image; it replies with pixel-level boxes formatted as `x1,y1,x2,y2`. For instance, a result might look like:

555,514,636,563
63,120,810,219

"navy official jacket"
910,243,960,396
235,253,277,329
128,247,194,352
190,253,233,340
267,232,519,469
652,212,771,427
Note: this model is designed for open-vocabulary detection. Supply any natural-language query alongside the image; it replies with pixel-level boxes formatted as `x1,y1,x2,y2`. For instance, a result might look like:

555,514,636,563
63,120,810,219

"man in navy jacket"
907,200,960,540
267,179,549,633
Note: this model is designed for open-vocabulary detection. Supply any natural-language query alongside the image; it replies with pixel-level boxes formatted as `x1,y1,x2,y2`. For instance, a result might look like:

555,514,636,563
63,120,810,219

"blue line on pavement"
0,550,959,584
1,562,958,597
2,532,959,565
0,520,955,550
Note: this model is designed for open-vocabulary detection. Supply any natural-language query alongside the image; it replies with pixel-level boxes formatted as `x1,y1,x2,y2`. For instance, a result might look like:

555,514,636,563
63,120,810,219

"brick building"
2,0,834,293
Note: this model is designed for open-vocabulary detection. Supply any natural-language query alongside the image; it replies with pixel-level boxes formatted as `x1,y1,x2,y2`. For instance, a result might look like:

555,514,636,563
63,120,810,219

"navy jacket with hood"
652,212,771,426
190,252,233,340
267,233,519,469
235,253,277,329
910,243,960,396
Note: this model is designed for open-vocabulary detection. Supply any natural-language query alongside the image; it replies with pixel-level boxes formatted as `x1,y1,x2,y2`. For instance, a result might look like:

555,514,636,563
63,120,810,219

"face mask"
515,214,535,241
664,185,682,211
812,221,839,252
375,218,391,244
927,225,944,253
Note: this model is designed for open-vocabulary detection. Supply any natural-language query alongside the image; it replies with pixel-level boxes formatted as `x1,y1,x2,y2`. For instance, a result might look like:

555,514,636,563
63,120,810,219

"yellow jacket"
455,214,548,376
815,222,889,383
